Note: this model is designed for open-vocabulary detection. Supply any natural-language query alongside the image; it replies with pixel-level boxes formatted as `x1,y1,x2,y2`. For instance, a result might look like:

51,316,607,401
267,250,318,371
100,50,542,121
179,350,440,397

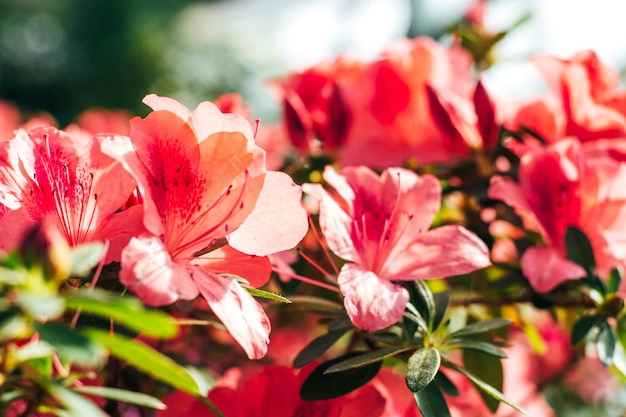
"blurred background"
1,0,626,125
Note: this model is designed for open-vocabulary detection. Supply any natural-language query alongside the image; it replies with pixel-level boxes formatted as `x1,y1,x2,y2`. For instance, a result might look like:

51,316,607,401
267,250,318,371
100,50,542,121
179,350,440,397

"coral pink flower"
0,100,20,141
340,36,475,168
157,364,386,417
304,166,490,330
488,138,626,292
102,94,307,359
0,126,140,261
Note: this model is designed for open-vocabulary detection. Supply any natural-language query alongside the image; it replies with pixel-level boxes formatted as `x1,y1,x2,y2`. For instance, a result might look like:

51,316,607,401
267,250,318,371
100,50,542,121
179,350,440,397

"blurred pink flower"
102,94,308,359
304,166,490,330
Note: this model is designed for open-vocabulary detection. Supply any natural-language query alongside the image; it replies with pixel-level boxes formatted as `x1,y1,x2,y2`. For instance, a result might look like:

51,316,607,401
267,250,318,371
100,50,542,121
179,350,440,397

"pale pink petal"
0,208,36,252
191,101,255,143
338,263,409,331
142,94,191,122
95,204,146,263
120,235,199,305
488,176,544,234
381,225,490,280
520,245,586,293
228,171,308,256
192,268,271,359
193,244,272,288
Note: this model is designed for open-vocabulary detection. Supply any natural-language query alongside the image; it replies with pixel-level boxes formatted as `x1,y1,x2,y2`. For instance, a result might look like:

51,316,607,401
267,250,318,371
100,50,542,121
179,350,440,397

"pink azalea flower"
488,138,626,292
102,94,307,359
303,166,490,331
0,126,140,261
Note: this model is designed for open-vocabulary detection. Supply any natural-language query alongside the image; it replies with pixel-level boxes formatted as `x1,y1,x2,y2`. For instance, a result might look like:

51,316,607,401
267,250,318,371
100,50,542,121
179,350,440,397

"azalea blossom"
488,138,626,292
303,166,490,330
102,94,307,359
0,126,140,261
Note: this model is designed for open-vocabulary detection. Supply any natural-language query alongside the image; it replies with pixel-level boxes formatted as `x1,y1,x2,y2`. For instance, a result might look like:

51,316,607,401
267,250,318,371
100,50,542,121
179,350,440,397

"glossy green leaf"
245,287,291,303
432,291,450,331
72,386,166,410
413,281,435,330
84,329,200,396
65,290,178,339
445,360,526,415
617,314,626,351
565,226,595,270
446,318,511,340
571,314,601,345
414,381,451,417
46,382,109,417
435,371,459,397
462,349,504,413
16,291,64,320
299,352,382,400
405,347,441,393
608,266,623,295
451,340,507,358
34,322,105,368
69,242,106,277
595,321,616,366
293,328,349,368
324,346,414,374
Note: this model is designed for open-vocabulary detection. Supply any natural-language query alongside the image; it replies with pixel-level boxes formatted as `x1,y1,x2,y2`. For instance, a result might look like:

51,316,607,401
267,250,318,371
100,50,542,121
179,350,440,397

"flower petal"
192,268,271,359
193,244,272,288
120,235,198,305
338,263,409,331
228,171,308,256
521,245,586,293
382,225,490,280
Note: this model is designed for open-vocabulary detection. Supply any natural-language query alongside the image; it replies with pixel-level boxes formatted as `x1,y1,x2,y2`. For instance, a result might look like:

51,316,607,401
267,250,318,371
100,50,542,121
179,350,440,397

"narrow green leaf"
299,352,382,400
608,266,623,295
595,321,616,366
617,314,626,351
450,340,507,358
65,290,178,339
445,360,526,415
293,328,349,368
432,291,450,331
462,349,503,413
34,323,105,368
414,381,451,417
326,315,353,332
405,347,441,393
245,287,291,303
446,318,511,340
46,382,109,417
403,309,428,333
413,281,435,330
564,226,595,270
84,329,200,396
69,242,105,277
72,386,166,410
434,371,459,397
324,346,414,374
571,314,601,345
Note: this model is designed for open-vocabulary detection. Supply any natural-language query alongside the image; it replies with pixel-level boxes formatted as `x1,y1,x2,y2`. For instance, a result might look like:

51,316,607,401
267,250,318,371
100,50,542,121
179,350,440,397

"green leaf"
445,359,526,415
608,266,623,295
414,381,451,417
324,346,414,374
595,320,616,366
405,347,441,393
69,242,106,277
462,349,504,413
72,386,166,410
245,287,291,303
16,291,64,319
34,323,105,368
46,382,109,417
432,291,450,331
434,371,459,397
65,290,178,339
84,329,200,396
299,352,382,400
450,340,507,358
412,281,435,330
293,328,349,368
617,314,626,351
571,314,602,345
446,318,511,340
565,226,595,270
